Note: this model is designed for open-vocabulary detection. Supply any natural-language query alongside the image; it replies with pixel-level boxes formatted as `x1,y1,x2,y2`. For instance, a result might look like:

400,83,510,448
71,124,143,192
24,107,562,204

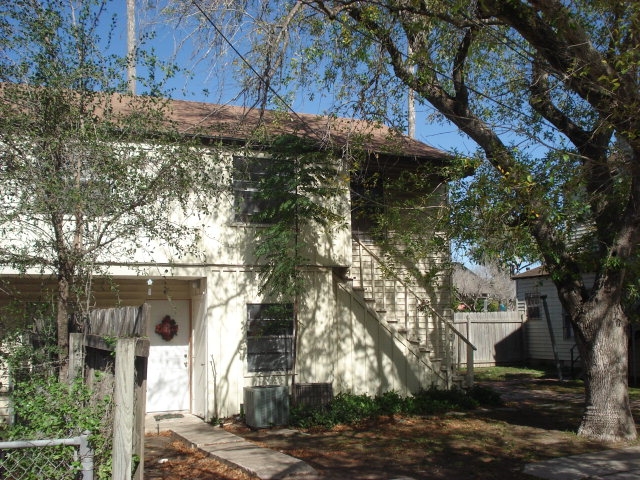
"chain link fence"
0,432,93,480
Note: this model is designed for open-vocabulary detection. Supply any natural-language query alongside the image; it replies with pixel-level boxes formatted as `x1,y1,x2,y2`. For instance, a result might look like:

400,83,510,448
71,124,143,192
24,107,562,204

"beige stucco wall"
0,142,452,421
203,266,445,419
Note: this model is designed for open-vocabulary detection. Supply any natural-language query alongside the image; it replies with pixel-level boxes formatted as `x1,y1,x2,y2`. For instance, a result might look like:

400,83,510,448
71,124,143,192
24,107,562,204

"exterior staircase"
348,235,476,389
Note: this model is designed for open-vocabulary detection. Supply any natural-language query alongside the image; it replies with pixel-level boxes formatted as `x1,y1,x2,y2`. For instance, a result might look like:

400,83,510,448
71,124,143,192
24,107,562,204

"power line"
189,0,320,139
188,0,576,157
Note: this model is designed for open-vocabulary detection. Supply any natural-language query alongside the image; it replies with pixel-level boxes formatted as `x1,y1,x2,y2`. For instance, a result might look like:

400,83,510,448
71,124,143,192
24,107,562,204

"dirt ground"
144,376,640,480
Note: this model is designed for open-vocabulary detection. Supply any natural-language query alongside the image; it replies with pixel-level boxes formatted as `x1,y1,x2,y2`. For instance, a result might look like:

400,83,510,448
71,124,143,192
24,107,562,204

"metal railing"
0,432,93,480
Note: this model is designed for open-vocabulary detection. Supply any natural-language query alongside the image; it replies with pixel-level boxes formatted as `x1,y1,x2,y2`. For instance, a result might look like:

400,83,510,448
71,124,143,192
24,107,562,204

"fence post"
465,315,474,386
68,333,84,383
444,321,452,388
541,295,563,381
466,343,474,387
112,338,136,479
79,431,94,480
133,336,149,480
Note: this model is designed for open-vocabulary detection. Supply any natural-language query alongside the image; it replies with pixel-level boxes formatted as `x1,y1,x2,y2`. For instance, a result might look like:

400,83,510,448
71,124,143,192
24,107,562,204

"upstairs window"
246,303,294,373
232,156,276,224
351,177,384,233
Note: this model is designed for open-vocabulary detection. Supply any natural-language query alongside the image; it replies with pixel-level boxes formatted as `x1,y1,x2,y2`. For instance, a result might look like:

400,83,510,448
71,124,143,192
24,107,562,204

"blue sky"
106,1,476,158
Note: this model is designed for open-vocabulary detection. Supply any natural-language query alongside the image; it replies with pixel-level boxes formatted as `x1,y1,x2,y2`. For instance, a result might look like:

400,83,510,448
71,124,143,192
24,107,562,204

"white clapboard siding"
514,272,594,364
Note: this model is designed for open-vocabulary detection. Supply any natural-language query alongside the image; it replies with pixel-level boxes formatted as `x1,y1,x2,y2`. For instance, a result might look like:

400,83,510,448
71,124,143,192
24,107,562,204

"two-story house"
0,96,470,422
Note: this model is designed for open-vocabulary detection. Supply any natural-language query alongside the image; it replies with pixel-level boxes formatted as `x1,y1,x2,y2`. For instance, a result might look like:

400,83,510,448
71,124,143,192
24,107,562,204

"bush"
8,375,114,479
290,385,502,429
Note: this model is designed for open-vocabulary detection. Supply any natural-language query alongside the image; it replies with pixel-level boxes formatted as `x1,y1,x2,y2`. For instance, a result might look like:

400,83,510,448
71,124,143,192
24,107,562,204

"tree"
251,135,344,300
171,0,640,441
0,0,222,378
453,262,515,312
243,134,344,394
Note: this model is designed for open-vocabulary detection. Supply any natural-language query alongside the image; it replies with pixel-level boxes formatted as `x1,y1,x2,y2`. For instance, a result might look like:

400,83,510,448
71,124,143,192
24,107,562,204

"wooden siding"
514,274,592,364
332,278,444,396
351,236,452,355
1,262,454,422
0,166,451,421
203,266,448,418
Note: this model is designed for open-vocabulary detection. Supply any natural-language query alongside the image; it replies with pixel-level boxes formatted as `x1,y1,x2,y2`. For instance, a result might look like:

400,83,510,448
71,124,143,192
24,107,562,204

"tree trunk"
57,274,70,381
577,303,637,441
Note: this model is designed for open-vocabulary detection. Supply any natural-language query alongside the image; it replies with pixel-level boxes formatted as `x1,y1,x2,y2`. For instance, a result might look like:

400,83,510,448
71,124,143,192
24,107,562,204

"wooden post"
68,333,84,383
133,348,148,480
465,315,474,387
133,306,150,480
112,338,136,479
541,295,563,381
466,343,474,387
444,322,452,388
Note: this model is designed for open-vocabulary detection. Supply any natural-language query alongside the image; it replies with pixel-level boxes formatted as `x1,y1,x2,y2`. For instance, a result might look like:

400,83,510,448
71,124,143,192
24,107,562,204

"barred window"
232,156,276,224
246,303,294,373
525,292,541,321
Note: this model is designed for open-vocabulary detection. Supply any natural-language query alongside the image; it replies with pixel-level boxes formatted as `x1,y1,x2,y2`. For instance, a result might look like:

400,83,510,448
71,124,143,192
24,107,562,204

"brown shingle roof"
2,83,450,162
512,266,547,279
137,96,449,161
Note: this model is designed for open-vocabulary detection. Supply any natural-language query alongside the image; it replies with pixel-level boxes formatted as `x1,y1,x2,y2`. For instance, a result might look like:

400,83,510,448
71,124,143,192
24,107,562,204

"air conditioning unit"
243,385,289,428
294,382,333,409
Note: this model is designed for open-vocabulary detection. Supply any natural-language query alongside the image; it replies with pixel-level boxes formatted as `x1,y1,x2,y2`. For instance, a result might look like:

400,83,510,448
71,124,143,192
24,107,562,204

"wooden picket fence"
69,303,150,480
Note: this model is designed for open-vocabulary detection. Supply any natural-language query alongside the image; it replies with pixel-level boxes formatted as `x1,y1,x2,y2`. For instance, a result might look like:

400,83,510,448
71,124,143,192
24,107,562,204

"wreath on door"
155,315,179,341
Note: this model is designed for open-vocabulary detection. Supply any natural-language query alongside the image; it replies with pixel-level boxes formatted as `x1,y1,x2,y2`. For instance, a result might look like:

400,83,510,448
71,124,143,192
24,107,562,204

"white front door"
146,300,190,412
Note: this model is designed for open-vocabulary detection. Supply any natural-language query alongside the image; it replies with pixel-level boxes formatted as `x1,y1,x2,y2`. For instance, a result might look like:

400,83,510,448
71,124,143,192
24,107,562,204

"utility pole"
407,44,415,138
127,0,136,94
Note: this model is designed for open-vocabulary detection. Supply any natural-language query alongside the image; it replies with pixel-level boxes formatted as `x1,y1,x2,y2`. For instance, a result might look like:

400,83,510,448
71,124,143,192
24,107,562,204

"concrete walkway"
145,413,321,479
524,446,640,479
146,413,640,479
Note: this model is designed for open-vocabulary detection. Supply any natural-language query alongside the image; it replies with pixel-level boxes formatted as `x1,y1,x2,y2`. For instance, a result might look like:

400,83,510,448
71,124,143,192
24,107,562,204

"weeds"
8,375,114,479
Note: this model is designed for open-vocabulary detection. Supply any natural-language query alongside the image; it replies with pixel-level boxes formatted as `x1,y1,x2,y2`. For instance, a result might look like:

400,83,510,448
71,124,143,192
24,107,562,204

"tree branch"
480,0,640,151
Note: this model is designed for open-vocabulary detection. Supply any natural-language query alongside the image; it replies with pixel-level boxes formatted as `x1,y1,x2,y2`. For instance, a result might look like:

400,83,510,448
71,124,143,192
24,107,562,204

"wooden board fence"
453,310,526,367
69,303,150,480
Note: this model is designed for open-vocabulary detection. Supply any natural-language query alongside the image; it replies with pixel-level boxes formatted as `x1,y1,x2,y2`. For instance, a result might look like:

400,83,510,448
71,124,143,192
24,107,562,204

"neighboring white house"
513,266,579,370
514,266,640,383
0,97,468,422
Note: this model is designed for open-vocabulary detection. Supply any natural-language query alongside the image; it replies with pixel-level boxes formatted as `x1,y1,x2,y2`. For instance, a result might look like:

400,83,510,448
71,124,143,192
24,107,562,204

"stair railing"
353,236,476,387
